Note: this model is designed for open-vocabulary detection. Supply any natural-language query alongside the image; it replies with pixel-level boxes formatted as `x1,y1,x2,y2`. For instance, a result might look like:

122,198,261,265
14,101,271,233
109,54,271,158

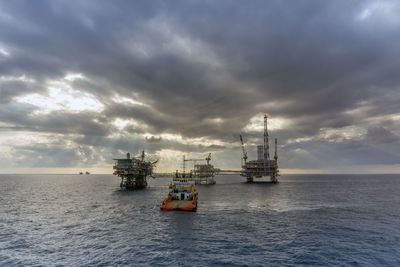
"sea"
0,174,399,266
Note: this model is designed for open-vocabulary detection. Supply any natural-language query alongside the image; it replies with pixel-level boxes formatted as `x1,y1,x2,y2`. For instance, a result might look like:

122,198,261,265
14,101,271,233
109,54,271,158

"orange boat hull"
160,195,197,212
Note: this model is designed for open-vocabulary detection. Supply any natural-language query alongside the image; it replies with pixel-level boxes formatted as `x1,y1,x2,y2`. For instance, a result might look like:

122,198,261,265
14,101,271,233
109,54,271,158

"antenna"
183,155,186,174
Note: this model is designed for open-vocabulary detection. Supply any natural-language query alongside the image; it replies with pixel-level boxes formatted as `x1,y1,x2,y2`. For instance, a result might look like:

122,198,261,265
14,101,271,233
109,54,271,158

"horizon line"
1,172,399,175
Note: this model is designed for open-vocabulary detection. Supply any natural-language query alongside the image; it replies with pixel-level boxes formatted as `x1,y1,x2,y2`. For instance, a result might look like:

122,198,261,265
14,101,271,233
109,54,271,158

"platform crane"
184,156,205,171
239,135,248,165
205,153,211,165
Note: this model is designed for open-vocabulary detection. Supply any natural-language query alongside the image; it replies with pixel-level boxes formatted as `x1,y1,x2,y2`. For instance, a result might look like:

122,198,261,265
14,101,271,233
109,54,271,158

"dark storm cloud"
0,80,38,103
365,127,400,144
13,144,83,167
282,138,400,168
1,0,400,170
198,144,226,150
0,102,110,137
73,133,226,156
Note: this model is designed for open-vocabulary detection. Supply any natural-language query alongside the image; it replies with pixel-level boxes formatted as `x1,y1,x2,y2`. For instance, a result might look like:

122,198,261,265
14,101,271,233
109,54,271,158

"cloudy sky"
1,0,400,174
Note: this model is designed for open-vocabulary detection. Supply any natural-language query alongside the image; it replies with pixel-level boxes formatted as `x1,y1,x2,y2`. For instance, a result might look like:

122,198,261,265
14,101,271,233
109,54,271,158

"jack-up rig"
240,113,279,183
113,151,158,189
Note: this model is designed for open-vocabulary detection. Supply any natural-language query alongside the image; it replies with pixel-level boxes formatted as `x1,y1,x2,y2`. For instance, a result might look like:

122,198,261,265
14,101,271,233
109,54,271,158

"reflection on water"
0,174,399,265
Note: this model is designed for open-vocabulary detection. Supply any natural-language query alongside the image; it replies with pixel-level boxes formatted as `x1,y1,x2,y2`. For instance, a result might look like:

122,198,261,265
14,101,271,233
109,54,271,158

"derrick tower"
240,113,279,183
263,113,270,169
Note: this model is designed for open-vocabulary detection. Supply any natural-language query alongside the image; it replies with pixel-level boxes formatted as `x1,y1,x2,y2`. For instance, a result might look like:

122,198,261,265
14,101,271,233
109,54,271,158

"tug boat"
161,171,198,211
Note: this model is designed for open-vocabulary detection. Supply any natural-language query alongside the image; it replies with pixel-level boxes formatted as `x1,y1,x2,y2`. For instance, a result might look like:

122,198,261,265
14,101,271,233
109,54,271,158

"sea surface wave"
1,174,399,266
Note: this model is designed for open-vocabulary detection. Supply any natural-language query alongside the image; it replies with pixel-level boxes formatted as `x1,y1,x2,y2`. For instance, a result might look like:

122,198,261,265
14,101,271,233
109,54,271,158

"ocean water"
0,174,399,266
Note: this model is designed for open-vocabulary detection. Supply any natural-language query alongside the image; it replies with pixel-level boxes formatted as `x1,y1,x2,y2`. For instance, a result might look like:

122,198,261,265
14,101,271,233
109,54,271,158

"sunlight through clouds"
1,1,400,173
113,118,140,130
16,81,104,114
64,73,86,81
112,94,148,106
244,113,290,132
0,48,9,57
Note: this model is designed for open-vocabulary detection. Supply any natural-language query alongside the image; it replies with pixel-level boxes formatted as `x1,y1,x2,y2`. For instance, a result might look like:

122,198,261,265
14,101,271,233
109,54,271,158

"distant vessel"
113,151,157,189
160,171,198,211
85,171,90,175
79,172,83,175
240,113,279,183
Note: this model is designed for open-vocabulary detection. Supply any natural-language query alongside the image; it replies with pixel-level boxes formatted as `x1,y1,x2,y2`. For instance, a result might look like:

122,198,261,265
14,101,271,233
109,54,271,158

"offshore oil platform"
113,151,157,189
240,113,279,183
184,153,217,185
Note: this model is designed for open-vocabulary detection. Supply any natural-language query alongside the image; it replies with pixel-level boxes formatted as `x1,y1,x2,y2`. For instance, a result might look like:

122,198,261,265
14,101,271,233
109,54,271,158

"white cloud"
64,73,86,81
142,132,228,148
244,113,290,132
15,81,104,114
286,125,367,145
319,126,367,142
286,136,314,144
0,74,35,83
0,132,57,168
0,48,9,56
0,131,54,146
356,1,399,24
112,94,148,106
113,118,140,130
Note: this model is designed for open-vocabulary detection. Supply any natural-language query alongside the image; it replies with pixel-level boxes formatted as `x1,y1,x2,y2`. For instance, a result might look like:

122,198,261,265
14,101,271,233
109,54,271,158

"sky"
1,0,400,174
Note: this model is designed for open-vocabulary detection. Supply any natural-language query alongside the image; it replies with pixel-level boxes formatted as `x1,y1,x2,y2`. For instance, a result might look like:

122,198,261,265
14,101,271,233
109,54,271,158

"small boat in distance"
161,170,198,211
85,171,90,175
79,172,83,175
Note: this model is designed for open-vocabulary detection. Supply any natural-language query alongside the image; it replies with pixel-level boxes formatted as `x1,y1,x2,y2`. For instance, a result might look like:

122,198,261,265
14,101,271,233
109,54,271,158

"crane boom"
239,135,248,164
205,153,211,165
184,157,205,170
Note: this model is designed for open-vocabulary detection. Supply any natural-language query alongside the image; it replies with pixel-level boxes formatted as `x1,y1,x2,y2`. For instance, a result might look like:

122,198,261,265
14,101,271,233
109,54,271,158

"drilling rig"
184,153,217,185
240,113,279,183
113,151,158,189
